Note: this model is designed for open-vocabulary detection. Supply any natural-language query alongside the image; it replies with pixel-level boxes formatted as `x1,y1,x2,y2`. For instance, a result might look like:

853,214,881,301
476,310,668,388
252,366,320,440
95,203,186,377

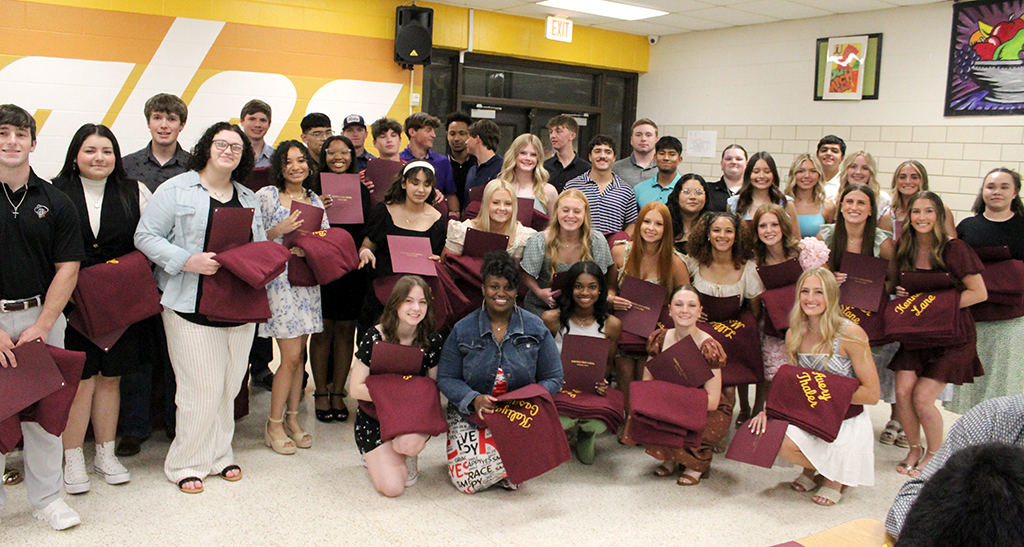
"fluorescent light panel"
537,0,668,21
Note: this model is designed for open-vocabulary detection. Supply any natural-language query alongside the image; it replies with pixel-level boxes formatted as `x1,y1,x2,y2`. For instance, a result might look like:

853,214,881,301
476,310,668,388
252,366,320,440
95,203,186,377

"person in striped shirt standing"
565,135,638,236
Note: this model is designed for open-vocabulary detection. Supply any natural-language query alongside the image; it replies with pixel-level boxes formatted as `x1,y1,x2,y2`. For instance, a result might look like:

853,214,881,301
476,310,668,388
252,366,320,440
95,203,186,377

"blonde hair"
785,153,827,203
500,133,550,211
839,150,880,199
890,160,929,217
624,202,676,298
472,179,518,242
785,267,848,362
544,189,594,278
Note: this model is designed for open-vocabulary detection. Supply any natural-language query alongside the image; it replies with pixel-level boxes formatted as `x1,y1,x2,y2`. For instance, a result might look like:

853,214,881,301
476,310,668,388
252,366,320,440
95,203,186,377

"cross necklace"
2,183,27,218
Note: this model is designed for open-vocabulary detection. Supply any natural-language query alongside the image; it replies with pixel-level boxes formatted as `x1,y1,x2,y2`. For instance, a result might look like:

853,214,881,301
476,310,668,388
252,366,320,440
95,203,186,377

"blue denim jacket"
134,171,266,313
437,306,563,417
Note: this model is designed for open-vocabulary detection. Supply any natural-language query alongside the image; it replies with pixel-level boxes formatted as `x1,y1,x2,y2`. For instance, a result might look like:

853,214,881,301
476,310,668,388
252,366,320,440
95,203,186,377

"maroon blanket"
553,387,625,432
884,289,962,349
365,374,448,441
442,253,486,312
68,250,162,348
291,228,359,285
839,304,888,346
200,241,289,323
699,309,764,386
482,384,571,485
214,241,291,288
0,344,86,454
760,285,796,337
766,364,860,443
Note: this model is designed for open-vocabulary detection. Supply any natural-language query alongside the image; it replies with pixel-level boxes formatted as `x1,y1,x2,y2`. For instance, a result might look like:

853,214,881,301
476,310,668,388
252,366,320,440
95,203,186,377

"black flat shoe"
313,393,332,423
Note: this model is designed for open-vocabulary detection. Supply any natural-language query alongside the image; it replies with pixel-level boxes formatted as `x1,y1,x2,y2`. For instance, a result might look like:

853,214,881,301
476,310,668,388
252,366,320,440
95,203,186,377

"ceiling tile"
496,2,613,25
430,0,531,9
732,0,833,19
681,6,779,25
815,0,899,13
649,13,731,31
593,19,688,35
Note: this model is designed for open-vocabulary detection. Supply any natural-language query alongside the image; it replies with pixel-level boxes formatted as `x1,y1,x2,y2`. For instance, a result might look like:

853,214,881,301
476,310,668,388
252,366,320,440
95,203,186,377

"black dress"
320,183,372,321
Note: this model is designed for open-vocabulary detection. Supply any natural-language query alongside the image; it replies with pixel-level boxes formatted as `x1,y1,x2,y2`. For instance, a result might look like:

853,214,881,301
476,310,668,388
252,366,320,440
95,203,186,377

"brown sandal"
677,468,708,486
653,462,677,477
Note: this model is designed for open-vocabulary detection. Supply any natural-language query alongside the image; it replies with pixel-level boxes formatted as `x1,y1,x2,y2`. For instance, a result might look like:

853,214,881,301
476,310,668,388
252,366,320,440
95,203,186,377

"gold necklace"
404,206,425,226
2,183,28,218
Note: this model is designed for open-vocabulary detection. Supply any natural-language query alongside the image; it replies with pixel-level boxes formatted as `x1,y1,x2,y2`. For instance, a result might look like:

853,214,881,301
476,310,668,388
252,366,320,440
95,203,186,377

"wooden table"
797,518,894,547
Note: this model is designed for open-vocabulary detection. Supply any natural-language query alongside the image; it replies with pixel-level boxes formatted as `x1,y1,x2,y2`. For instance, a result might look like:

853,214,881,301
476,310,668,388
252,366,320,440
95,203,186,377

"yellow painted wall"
25,0,649,72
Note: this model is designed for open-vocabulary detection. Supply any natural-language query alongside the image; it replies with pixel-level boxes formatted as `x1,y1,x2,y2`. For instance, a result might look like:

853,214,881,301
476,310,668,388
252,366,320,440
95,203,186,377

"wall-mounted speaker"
395,5,433,68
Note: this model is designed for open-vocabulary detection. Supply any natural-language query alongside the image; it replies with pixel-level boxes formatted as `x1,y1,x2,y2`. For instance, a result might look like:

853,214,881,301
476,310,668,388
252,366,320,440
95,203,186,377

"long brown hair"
624,201,676,297
828,183,879,272
894,191,951,273
378,275,435,350
736,151,785,218
752,203,800,265
543,189,595,278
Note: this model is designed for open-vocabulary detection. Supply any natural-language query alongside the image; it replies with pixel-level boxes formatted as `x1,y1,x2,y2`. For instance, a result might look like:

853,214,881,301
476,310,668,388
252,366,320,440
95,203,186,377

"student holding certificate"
946,168,1024,414
638,285,727,486
349,276,443,497
542,261,622,463
749,268,879,506
609,201,689,411
135,122,263,494
888,191,987,478
443,179,536,260
309,135,370,424
255,141,330,454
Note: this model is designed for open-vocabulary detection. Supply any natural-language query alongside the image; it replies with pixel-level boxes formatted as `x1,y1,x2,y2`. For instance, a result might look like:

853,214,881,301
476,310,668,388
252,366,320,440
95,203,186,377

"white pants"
0,306,66,511
161,308,254,483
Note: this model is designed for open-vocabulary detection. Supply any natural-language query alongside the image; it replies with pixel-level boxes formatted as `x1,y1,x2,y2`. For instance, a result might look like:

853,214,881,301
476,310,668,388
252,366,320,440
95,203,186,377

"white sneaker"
94,441,130,485
405,456,419,487
33,498,81,530
63,448,91,494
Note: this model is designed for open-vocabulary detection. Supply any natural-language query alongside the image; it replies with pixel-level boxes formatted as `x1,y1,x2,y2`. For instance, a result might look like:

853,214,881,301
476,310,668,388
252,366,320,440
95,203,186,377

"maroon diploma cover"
0,339,66,422
387,235,437,277
560,335,610,394
320,173,363,225
516,197,534,227
616,275,667,338
463,228,508,258
283,200,325,248
1,344,86,454
756,258,803,290
725,417,789,468
644,335,714,388
839,252,890,313
483,384,571,484
207,207,254,253
365,159,403,207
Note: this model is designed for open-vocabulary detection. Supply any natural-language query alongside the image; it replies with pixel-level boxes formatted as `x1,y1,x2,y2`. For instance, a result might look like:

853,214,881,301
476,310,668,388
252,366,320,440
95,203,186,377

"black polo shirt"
707,177,735,213
0,170,86,300
544,153,590,193
449,153,477,206
123,142,191,193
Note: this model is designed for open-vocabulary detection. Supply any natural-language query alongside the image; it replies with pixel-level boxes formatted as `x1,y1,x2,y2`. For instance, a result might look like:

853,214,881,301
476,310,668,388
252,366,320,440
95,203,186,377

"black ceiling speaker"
395,5,433,68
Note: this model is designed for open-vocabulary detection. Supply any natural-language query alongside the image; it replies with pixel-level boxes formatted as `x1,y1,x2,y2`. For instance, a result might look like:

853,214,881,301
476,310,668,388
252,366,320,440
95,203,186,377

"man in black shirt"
122,94,191,192
446,112,476,205
0,104,85,530
543,114,590,192
707,144,747,212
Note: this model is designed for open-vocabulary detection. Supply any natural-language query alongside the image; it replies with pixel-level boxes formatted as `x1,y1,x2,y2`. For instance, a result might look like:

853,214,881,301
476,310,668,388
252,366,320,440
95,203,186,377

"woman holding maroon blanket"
256,141,330,455
437,252,563,493
888,191,987,478
349,275,443,497
630,285,727,486
134,122,262,494
53,123,152,493
542,261,622,464
750,268,879,506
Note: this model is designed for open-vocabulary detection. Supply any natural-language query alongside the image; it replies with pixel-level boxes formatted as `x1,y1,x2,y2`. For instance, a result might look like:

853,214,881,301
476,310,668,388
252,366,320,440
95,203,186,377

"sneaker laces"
64,448,89,484
95,442,128,475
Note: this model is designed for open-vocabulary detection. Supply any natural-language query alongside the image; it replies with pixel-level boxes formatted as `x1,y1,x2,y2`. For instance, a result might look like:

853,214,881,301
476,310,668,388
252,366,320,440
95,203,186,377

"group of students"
3,96,1024,533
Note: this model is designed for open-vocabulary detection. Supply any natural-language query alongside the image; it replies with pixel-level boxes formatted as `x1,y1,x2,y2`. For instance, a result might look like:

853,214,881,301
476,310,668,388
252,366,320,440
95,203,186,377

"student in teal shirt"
634,136,683,210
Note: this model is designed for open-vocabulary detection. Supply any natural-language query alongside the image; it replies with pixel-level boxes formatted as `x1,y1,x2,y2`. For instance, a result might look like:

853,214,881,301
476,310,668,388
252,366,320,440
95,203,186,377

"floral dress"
256,186,331,339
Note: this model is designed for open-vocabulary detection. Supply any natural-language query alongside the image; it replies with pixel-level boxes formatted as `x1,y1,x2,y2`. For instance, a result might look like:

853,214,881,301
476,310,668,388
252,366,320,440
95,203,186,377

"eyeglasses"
212,140,244,154
681,189,705,196
307,130,333,140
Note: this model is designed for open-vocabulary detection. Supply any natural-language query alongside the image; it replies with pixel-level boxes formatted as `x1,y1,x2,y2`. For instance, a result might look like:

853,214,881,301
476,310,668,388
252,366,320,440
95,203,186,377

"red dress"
889,239,985,384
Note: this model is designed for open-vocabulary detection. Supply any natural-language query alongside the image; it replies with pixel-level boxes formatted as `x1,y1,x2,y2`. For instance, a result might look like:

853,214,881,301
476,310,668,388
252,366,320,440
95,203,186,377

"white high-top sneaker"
94,441,130,485
405,455,419,487
63,447,91,494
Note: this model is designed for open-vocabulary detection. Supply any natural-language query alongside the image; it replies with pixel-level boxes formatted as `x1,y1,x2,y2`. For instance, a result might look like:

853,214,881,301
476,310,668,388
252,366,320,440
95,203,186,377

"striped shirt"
564,171,638,235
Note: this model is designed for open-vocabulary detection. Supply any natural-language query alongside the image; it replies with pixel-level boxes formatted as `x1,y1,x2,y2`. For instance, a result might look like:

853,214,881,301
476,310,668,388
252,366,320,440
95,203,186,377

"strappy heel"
908,449,938,478
896,444,922,475
264,415,297,455
284,410,313,449
313,393,332,423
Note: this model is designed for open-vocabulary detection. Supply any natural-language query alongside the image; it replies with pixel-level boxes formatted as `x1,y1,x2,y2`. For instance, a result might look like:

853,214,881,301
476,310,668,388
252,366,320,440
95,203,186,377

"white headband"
403,160,435,175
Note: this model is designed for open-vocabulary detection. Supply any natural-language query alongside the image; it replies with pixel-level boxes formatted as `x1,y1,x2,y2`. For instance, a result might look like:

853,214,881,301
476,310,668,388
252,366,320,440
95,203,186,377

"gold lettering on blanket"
839,305,873,324
894,294,921,314
910,294,936,316
570,359,596,367
312,230,328,237
106,258,119,264
558,389,582,398
796,370,834,408
710,319,744,339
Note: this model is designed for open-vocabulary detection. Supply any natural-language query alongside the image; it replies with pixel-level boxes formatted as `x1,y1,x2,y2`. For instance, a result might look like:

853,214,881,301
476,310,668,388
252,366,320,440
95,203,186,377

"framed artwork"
815,33,882,101
945,0,1024,116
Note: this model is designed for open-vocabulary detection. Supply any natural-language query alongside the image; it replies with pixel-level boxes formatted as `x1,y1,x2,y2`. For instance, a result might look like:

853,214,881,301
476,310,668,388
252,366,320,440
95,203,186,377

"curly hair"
687,211,750,269
383,164,437,205
556,261,609,335
378,275,435,350
187,122,255,183
481,250,519,288
667,173,710,241
752,203,800,265
270,140,317,197
736,151,785,218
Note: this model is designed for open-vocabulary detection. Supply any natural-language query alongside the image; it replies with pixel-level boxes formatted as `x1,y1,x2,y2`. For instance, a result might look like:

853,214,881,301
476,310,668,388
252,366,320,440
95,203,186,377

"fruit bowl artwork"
971,60,1024,103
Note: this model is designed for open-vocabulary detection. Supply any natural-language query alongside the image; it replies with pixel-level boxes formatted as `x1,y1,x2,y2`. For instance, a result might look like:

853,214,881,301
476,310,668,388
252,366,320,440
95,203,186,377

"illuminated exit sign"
545,16,572,43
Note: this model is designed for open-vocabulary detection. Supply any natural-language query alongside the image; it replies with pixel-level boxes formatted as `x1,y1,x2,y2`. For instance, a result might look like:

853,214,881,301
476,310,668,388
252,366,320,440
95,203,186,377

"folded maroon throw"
68,250,162,349
291,228,359,285
200,241,289,323
759,285,796,337
884,289,962,349
699,309,764,386
1,344,86,454
766,364,859,443
443,253,486,312
365,374,448,441
553,387,624,432
482,384,571,485
839,304,888,346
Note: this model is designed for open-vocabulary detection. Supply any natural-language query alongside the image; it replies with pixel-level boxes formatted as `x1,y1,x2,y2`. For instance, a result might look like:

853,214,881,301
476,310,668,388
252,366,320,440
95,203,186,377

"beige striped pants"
161,308,254,483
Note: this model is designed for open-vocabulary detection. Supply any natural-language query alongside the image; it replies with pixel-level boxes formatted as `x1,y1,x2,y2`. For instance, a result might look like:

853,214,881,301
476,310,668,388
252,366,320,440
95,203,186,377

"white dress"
444,218,536,259
785,326,875,487
256,186,331,339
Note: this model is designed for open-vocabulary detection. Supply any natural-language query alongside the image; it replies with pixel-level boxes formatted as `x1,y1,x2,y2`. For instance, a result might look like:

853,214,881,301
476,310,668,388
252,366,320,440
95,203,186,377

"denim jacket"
437,306,563,417
134,171,265,313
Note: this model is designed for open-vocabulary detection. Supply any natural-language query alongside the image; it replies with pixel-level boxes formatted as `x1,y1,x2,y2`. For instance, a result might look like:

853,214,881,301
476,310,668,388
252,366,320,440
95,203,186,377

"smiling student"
565,135,638,235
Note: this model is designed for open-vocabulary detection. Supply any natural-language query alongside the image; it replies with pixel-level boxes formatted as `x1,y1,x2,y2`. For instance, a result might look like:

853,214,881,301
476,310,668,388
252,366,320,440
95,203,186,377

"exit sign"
546,16,572,43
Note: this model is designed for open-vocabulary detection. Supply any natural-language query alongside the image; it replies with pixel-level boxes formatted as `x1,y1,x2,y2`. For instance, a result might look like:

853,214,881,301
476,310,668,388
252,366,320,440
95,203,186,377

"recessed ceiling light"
537,0,668,21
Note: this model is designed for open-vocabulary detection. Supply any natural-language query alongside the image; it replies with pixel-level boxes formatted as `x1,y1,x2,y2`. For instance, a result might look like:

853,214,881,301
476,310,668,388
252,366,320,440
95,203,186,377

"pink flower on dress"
798,237,830,270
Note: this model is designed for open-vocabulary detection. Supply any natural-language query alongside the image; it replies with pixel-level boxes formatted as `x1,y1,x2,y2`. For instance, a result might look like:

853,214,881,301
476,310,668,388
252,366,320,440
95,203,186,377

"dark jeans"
119,315,176,438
